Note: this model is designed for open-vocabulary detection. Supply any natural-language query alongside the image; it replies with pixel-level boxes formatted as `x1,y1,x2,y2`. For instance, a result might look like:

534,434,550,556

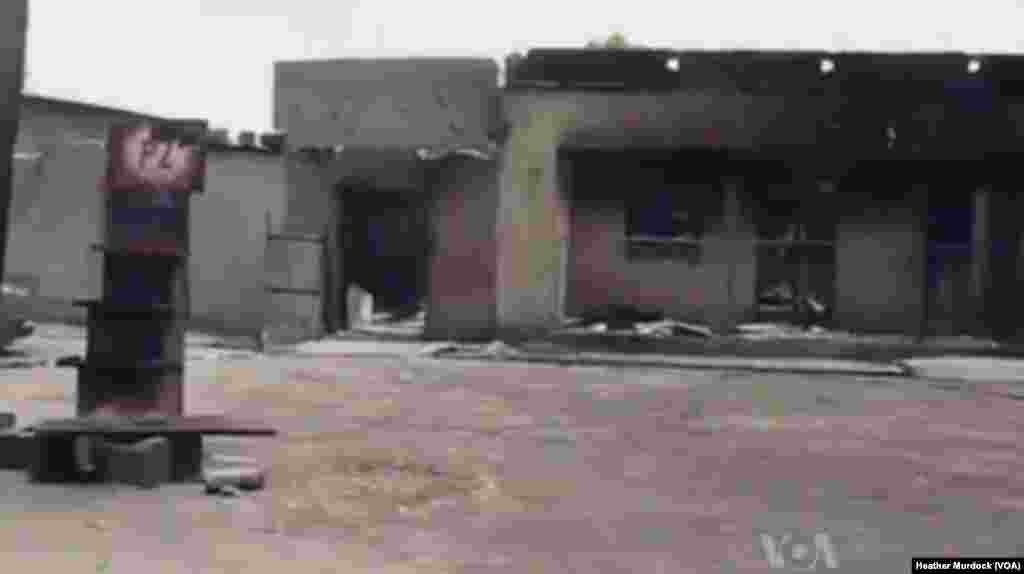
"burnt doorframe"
336,180,431,320
752,172,839,327
922,178,983,338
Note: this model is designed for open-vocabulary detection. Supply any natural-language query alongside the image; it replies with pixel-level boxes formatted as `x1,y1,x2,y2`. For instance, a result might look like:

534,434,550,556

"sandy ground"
0,325,1020,572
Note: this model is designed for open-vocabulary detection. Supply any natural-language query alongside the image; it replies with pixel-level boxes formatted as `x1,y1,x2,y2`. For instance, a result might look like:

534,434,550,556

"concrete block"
203,466,266,493
347,284,374,328
0,412,14,430
99,436,172,489
27,434,81,483
0,430,32,470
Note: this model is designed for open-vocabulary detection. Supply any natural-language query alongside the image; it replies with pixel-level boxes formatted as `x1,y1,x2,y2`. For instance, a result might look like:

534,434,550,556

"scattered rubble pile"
562,304,838,341
566,306,715,338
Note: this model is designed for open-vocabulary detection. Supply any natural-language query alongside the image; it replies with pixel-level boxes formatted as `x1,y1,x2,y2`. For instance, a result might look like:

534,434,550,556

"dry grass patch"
471,396,519,435
266,433,485,534
265,432,567,534
217,366,401,417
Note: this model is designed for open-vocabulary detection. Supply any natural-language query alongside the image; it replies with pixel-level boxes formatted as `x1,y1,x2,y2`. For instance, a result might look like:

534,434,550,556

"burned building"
271,58,502,340
273,49,1024,343
497,49,1024,340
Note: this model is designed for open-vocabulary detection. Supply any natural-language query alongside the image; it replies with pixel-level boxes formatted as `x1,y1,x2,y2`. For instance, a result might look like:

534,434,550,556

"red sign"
106,121,207,193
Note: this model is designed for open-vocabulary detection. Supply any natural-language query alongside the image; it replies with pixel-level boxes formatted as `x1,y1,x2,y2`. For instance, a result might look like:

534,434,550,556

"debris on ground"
635,320,714,338
482,341,517,359
757,282,830,327
580,305,663,330
347,284,375,328
204,466,267,493
55,355,83,368
206,483,244,497
734,322,844,340
419,340,520,360
0,318,34,350
417,342,459,357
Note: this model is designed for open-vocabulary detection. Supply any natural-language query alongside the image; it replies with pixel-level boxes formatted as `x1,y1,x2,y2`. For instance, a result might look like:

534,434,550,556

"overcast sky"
22,0,1024,133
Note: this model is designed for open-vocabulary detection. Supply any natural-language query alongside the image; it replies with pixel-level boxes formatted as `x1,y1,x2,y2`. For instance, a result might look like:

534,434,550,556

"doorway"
338,184,430,328
752,180,837,326
925,187,975,336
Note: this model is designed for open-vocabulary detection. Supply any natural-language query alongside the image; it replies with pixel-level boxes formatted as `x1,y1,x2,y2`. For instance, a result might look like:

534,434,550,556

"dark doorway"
339,186,430,317
983,191,1022,340
926,187,974,336
752,180,837,326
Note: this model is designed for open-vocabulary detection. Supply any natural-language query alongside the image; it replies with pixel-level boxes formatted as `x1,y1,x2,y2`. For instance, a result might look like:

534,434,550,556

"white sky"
22,0,1024,133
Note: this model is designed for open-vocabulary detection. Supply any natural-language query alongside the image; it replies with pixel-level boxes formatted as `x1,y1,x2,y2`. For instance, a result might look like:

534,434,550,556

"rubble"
580,305,663,330
418,342,459,357
203,466,267,493
0,318,34,350
635,320,713,338
734,322,843,340
419,340,520,360
482,340,518,358
346,284,375,328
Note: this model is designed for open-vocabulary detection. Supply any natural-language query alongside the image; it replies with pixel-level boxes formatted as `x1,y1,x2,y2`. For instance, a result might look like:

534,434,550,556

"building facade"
495,49,1024,340
266,50,1024,342
7,94,291,337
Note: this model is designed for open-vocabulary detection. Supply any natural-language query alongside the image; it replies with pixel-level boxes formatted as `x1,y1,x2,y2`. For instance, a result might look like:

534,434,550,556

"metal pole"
0,0,29,285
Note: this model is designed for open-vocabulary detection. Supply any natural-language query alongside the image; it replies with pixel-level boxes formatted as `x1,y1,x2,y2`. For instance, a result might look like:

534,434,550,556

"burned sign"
105,120,207,194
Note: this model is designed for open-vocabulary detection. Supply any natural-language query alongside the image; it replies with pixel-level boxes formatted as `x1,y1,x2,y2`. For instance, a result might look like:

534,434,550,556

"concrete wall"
190,151,288,335
504,90,801,151
424,157,500,340
495,103,575,336
262,156,331,340
7,102,290,336
495,90,782,335
274,59,499,150
7,143,105,301
833,188,926,333
566,180,756,328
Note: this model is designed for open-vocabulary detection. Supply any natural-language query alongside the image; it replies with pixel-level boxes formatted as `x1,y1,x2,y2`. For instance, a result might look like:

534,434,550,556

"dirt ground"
0,326,1022,572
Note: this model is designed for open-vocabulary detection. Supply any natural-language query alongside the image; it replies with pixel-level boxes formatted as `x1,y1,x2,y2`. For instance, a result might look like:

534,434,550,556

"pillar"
495,104,577,339
714,177,749,332
0,0,28,284
970,186,991,336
